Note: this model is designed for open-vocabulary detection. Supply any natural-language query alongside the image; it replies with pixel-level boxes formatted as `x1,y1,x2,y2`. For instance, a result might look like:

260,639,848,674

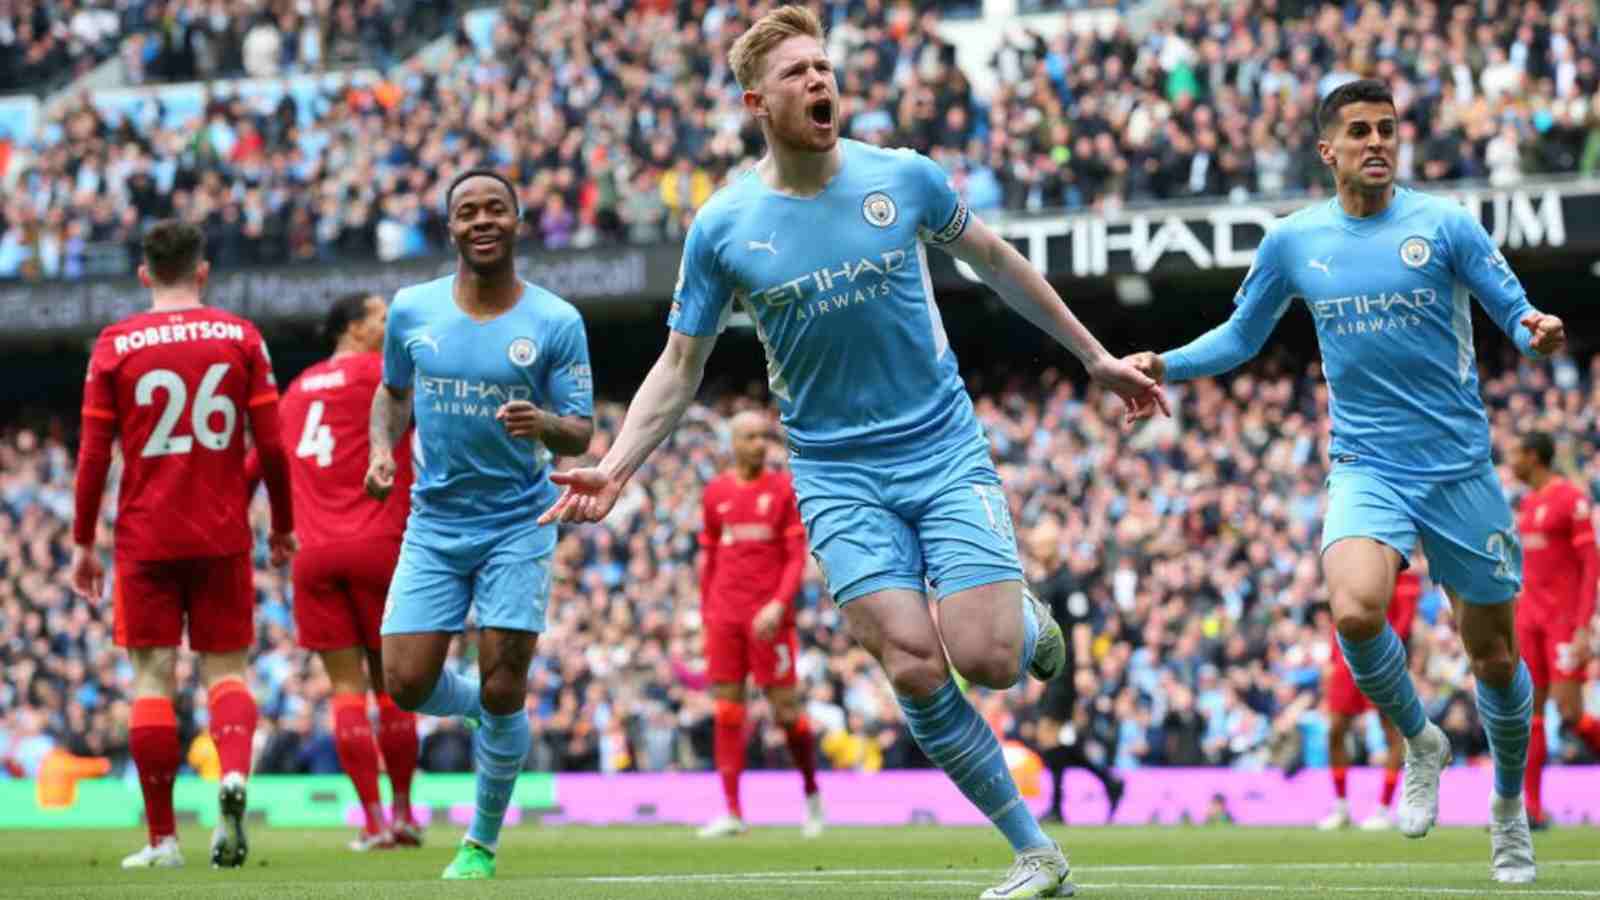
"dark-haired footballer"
365,169,594,880
1125,79,1566,884
246,290,424,852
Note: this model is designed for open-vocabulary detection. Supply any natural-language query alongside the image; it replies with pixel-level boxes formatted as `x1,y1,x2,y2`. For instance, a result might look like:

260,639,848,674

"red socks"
332,693,384,835
207,678,258,778
1380,767,1400,808
782,714,820,797
129,697,180,845
376,693,418,823
713,699,747,818
1331,766,1348,800
1526,715,1547,821
1575,713,1600,757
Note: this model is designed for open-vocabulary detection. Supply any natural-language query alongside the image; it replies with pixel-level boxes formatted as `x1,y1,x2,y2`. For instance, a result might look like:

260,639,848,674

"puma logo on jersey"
1307,257,1333,276
747,233,779,256
408,332,442,354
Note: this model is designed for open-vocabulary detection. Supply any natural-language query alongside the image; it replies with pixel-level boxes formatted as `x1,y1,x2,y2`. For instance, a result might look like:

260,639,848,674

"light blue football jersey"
669,139,978,455
1162,187,1542,481
382,275,593,531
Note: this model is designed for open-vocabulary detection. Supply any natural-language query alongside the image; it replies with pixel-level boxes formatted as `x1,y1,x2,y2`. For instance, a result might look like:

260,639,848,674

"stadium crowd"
6,0,1600,279
0,0,445,92
3,346,1598,785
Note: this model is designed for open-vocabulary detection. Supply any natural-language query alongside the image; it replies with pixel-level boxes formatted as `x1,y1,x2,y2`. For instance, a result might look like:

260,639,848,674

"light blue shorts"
380,518,556,635
1321,462,1521,604
790,433,1023,606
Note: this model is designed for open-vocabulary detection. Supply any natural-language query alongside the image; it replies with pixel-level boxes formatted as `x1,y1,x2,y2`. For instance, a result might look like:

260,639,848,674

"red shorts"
1326,655,1371,717
704,617,799,688
292,538,401,652
1518,613,1584,689
113,553,255,653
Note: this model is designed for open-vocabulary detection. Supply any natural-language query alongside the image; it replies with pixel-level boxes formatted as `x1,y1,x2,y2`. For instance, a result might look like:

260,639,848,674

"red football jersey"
82,307,279,561
279,352,411,549
699,469,805,621
1517,478,1596,626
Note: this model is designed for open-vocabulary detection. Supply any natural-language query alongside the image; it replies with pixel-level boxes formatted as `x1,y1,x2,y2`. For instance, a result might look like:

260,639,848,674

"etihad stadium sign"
0,178,1596,342
947,181,1584,283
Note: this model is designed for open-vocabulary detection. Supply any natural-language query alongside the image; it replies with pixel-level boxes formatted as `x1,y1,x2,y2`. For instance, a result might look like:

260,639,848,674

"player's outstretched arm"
1150,232,1293,384
366,383,411,500
540,329,719,525
939,216,1167,421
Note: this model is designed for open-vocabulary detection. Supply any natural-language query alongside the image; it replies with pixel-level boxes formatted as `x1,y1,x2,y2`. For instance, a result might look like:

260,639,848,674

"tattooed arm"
365,383,412,500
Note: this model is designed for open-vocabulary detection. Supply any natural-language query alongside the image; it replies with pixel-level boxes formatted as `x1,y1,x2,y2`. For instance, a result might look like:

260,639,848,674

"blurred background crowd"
4,344,1598,787
5,0,1600,279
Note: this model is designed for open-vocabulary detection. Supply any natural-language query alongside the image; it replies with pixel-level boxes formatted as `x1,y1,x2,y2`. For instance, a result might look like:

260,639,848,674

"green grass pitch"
5,825,1596,898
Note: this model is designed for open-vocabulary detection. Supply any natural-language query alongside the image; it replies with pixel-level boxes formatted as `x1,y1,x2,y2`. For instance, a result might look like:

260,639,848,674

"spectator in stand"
11,0,1594,285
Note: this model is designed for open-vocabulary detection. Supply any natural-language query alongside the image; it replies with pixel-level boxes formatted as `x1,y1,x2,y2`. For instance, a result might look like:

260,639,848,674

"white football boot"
121,835,184,869
210,771,250,868
1489,792,1536,884
980,842,1073,898
1359,808,1396,831
696,814,748,838
1398,722,1451,838
1318,799,1352,831
801,792,825,839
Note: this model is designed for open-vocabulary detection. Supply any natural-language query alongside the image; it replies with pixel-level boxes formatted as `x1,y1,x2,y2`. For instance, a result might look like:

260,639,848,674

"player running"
1319,568,1419,832
1509,431,1600,827
540,7,1162,897
1025,518,1124,826
265,292,423,850
695,410,824,840
71,220,296,870
1126,79,1565,884
367,169,594,880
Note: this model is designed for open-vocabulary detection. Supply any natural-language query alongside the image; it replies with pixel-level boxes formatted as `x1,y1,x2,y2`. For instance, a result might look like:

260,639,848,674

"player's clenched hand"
1522,313,1566,356
540,467,623,525
69,544,103,599
496,400,546,440
752,600,784,641
365,452,396,500
269,531,298,568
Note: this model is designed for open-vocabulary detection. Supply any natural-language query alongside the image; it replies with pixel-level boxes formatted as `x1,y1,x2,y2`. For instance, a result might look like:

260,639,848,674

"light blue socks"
898,679,1051,852
465,709,530,850
1475,661,1534,799
1336,626,1428,738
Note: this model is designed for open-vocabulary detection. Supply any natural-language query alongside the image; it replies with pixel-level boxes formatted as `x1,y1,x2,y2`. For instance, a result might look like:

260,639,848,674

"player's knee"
383,667,432,712
1468,646,1517,688
479,674,525,716
884,655,949,699
950,647,1020,691
1331,600,1385,642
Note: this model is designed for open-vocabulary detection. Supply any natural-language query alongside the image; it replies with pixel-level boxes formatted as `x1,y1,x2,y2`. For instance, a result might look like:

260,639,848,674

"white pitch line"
572,875,1600,897
1073,884,1600,897
579,859,1600,883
